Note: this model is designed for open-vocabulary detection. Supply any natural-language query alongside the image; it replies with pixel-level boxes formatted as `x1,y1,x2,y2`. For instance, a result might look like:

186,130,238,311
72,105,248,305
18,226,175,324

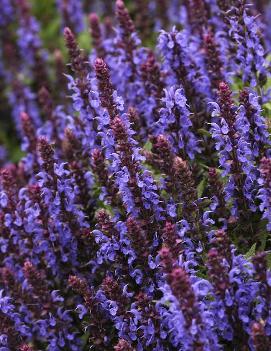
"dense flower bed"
0,0,271,350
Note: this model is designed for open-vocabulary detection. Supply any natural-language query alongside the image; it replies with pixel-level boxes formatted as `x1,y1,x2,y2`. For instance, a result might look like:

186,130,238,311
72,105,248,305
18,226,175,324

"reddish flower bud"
20,345,35,351
172,156,197,219
95,209,117,238
126,217,149,264
114,339,134,351
101,276,128,314
162,221,182,260
127,107,141,133
23,261,50,303
251,321,270,351
168,267,200,327
94,58,117,120
207,248,230,297
218,82,236,127
89,13,105,58
203,31,223,89
141,51,164,99
116,0,136,47
159,246,174,273
37,137,55,175
64,27,87,75
21,112,37,152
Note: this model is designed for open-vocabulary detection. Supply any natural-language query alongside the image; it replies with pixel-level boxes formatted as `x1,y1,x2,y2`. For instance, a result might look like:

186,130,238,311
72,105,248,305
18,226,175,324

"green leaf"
81,330,90,346
197,178,207,198
143,140,152,151
259,230,269,251
197,128,211,137
244,243,257,259
255,219,269,251
267,253,271,269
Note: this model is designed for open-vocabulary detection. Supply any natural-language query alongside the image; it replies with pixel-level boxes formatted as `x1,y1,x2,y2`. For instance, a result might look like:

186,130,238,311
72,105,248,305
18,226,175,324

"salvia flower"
259,157,271,230
0,2,271,350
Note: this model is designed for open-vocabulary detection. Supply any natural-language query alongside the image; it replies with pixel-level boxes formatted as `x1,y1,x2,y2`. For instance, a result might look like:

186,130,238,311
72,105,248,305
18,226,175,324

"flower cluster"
0,0,271,350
